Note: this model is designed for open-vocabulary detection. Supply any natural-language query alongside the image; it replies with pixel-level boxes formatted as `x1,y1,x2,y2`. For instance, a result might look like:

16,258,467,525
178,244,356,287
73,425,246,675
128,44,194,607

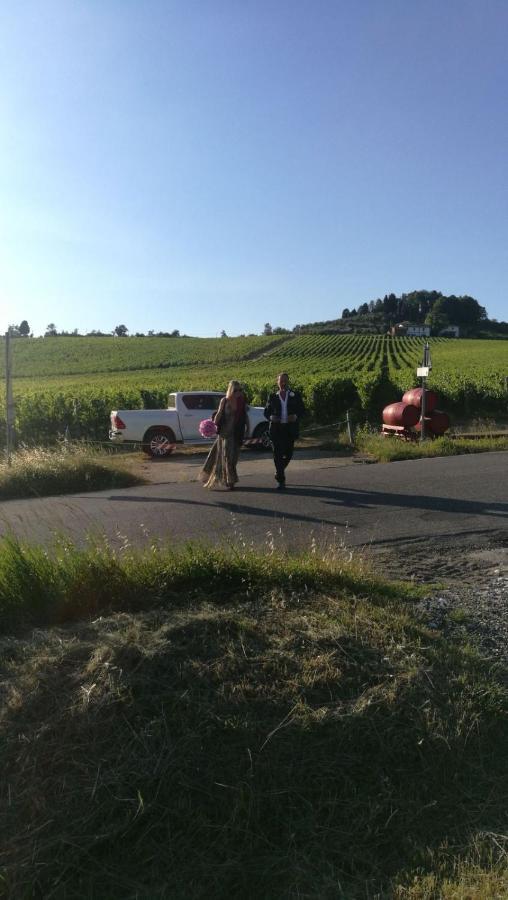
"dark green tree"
383,294,398,317
441,295,486,326
425,298,450,333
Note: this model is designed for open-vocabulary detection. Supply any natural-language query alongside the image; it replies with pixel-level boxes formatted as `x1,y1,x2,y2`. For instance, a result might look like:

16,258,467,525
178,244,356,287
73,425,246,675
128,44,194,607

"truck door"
179,394,223,440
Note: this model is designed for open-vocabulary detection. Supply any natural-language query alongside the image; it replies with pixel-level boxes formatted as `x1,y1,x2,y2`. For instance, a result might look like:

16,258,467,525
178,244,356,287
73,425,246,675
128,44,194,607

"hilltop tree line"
7,323,257,339
6,290,505,341
292,290,508,336
341,291,486,329
7,323,184,338
263,292,505,337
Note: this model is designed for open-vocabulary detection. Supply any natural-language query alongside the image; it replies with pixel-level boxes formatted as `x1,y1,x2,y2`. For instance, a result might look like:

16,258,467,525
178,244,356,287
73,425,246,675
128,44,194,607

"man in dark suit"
264,372,306,489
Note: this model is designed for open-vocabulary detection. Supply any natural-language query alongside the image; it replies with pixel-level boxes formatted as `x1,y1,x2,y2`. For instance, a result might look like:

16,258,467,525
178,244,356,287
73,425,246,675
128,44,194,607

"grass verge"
0,445,145,500
353,432,508,463
0,538,507,898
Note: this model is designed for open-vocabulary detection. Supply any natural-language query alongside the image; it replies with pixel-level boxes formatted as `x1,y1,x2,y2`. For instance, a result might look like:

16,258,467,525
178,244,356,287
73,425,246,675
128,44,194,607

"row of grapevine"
387,338,507,413
1,336,505,445
2,334,292,378
0,376,363,445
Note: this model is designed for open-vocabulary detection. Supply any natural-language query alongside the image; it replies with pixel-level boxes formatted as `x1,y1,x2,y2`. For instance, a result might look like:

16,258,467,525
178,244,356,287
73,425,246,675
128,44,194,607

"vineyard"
1,335,506,444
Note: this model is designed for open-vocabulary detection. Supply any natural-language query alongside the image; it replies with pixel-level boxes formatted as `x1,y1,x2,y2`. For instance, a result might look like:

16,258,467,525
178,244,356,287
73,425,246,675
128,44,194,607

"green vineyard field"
1,335,506,444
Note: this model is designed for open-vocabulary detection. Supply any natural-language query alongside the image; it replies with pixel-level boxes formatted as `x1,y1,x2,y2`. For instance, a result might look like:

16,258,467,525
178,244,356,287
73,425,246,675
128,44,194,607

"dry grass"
0,538,507,898
0,445,145,500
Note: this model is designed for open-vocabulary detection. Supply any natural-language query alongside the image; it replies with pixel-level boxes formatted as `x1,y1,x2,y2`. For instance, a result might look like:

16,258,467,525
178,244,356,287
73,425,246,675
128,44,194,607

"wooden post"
346,409,354,445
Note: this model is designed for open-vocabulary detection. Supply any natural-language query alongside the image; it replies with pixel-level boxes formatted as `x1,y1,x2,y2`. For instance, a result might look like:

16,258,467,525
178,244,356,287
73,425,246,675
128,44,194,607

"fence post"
346,410,354,445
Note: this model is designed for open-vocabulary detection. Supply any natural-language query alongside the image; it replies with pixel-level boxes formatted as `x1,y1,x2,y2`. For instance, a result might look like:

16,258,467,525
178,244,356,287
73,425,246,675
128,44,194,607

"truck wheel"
252,423,272,451
142,427,176,458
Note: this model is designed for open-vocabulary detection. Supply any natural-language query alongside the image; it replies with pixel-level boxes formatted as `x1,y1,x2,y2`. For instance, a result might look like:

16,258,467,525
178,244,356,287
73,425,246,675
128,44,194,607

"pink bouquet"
199,418,217,439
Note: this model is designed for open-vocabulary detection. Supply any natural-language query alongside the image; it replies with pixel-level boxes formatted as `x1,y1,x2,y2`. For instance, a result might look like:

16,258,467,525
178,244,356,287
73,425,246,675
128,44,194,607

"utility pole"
5,331,15,465
417,340,432,442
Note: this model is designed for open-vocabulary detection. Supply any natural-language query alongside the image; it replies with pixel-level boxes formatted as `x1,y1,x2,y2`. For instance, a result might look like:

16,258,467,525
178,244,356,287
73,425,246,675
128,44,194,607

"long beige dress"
200,402,240,489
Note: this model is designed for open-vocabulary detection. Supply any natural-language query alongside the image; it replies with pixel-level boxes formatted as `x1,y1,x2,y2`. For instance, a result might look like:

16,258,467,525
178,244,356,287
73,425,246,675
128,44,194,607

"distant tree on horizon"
113,324,129,337
425,298,450,333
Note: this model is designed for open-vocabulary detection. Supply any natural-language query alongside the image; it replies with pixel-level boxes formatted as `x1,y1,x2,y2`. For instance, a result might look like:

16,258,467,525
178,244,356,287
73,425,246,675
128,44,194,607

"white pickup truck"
110,390,271,457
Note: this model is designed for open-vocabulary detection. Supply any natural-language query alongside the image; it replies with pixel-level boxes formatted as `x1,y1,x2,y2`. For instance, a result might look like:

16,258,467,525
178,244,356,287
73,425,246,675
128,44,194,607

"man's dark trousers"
271,423,294,483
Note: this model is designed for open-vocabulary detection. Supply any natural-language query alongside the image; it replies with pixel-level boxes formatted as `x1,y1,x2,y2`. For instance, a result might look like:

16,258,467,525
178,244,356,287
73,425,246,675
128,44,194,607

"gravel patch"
372,538,508,668
417,572,508,666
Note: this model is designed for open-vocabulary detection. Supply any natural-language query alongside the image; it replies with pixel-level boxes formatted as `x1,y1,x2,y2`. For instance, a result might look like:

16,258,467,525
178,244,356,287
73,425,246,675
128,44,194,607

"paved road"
1,451,507,556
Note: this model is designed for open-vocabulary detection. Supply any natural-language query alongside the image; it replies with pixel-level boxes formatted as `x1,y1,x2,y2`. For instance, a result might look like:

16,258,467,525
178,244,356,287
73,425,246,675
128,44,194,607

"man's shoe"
276,481,286,490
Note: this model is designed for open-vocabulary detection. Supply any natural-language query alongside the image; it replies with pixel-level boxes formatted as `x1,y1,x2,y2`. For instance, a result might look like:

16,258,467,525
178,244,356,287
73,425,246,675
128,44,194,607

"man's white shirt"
279,391,289,423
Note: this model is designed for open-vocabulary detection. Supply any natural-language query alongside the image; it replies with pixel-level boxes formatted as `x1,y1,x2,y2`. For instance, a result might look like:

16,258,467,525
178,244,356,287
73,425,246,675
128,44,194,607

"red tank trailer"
402,387,439,413
429,410,450,435
382,387,451,440
382,402,420,428
414,410,451,436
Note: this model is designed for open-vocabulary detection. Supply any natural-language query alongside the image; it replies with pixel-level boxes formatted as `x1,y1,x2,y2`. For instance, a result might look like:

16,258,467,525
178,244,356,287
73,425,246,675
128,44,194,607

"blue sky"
1,0,507,337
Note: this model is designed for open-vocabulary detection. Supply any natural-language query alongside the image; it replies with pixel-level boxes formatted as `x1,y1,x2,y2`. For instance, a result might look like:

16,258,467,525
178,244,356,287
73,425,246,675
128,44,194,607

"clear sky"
1,0,507,337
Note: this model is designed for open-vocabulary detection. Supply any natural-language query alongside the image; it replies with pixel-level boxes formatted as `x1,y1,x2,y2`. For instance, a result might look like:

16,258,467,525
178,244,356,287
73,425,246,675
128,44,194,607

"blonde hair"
226,380,242,399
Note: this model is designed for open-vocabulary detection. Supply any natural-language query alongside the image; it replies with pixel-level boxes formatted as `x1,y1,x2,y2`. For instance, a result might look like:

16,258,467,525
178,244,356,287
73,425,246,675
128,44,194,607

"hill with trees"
293,290,507,338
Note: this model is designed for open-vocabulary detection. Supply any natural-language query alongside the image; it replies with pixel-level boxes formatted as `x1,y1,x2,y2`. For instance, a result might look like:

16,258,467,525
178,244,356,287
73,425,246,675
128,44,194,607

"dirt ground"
116,437,355,485
367,532,508,587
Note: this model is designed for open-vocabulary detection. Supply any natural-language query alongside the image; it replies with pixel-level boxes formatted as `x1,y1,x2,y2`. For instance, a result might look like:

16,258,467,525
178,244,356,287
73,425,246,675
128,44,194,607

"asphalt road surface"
0,451,506,562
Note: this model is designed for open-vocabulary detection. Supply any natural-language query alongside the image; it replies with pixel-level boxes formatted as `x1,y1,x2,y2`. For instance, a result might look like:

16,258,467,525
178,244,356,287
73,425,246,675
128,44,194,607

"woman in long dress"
200,381,247,490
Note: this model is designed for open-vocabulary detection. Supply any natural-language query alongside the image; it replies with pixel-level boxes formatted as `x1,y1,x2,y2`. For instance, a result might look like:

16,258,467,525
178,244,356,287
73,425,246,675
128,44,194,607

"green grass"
0,445,145,500
354,432,508,463
0,538,507,898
